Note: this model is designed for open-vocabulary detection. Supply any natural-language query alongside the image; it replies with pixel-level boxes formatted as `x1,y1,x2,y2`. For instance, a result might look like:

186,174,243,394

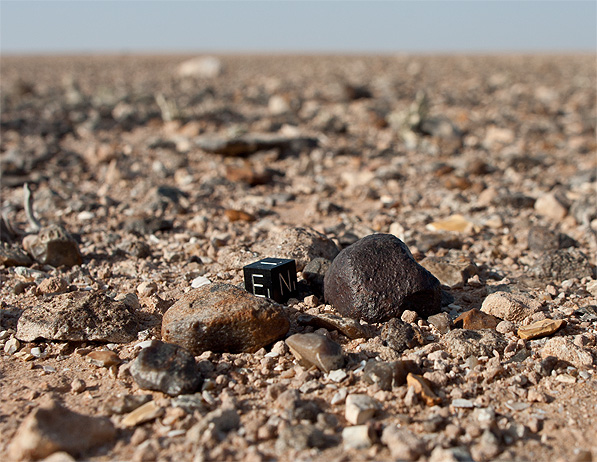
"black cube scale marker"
243,258,298,303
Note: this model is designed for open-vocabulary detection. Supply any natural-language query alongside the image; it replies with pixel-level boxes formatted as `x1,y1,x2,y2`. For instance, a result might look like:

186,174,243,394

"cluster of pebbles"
1,54,596,462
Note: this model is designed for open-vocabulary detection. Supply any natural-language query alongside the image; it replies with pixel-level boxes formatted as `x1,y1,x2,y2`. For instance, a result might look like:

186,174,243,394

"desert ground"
1,54,596,461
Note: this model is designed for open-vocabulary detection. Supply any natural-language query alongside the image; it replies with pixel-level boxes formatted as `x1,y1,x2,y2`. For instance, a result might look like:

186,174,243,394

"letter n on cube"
243,258,297,303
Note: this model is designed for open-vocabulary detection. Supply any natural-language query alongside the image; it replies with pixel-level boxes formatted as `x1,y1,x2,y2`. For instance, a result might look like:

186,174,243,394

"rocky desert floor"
0,54,596,462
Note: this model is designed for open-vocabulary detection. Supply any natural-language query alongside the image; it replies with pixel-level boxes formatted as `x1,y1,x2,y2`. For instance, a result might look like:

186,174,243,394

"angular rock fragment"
362,359,421,390
427,312,452,334
275,423,326,452
381,318,423,353
195,132,318,157
296,312,372,339
121,401,164,427
16,291,140,343
517,319,566,340
441,329,507,359
406,373,441,406
541,337,594,368
342,425,375,449
531,248,594,281
285,332,344,373
324,234,441,323
381,426,425,461
22,225,82,267
454,308,501,330
419,252,478,287
345,394,380,425
130,340,202,396
36,276,68,295
481,291,542,323
87,350,121,368
302,257,332,295
162,283,289,354
527,226,576,252
8,399,116,460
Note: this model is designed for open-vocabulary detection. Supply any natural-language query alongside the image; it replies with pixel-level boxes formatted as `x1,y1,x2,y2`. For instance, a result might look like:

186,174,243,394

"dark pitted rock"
0,242,33,267
130,340,202,396
22,225,82,267
454,309,501,330
296,312,373,339
419,251,478,287
162,283,289,354
324,234,441,323
8,399,116,461
16,291,140,343
285,332,345,372
302,257,332,295
527,226,577,252
381,318,424,353
531,248,594,281
440,329,507,359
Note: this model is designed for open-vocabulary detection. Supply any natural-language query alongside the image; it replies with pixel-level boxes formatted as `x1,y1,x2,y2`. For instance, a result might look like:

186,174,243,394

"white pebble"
191,276,211,289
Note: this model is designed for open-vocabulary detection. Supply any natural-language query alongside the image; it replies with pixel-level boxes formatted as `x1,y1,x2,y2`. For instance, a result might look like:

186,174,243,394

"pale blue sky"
1,1,595,54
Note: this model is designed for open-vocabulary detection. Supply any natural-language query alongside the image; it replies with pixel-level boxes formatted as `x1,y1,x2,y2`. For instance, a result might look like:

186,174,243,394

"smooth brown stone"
454,309,501,330
87,350,122,367
286,332,345,373
517,319,566,340
162,283,289,354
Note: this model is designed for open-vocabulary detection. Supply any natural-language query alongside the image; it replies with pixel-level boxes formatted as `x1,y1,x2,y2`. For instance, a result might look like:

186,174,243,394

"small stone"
275,423,326,452
87,350,121,368
8,399,116,460
190,276,211,289
531,248,594,281
471,429,501,460
37,277,68,295
534,192,568,221
327,369,347,383
454,308,501,330
481,291,542,323
406,373,441,406
401,310,418,323
162,283,289,354
427,312,452,334
345,394,380,425
22,225,82,268
342,425,374,449
16,291,140,343
586,280,597,297
285,332,344,373
331,388,348,405
419,252,478,287
122,401,164,427
441,329,507,358
541,337,594,368
381,426,425,461
224,208,256,222
70,378,86,394
41,451,77,462
297,313,371,339
426,214,477,233
429,446,473,462
452,398,474,408
130,340,202,396
496,320,516,334
517,319,566,340
324,234,441,323
362,359,421,390
4,337,20,354
107,394,153,414
381,318,423,353
176,56,222,78
137,281,157,297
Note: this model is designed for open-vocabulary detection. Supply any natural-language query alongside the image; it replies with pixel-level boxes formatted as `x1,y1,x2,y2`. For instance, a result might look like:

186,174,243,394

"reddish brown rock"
454,309,501,330
517,319,566,340
162,283,290,354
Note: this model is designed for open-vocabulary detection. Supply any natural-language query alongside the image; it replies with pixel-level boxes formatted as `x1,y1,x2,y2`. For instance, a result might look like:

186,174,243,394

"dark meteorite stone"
324,234,441,323
130,340,202,396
